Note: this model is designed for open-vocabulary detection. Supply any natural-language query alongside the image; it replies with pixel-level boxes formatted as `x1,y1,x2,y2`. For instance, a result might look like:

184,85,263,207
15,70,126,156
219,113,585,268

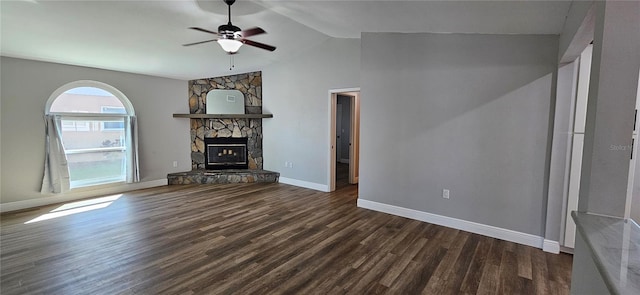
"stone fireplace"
189,72,263,170
167,71,279,184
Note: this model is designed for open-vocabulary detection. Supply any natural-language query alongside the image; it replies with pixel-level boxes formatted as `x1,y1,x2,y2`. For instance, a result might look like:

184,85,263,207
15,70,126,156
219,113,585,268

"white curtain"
125,116,140,183
41,114,70,194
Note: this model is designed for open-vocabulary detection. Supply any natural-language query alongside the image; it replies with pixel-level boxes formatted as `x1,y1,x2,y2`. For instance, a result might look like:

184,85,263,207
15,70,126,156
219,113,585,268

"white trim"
65,146,125,154
0,179,167,213
279,177,330,192
543,239,561,254
330,88,361,94
357,198,545,250
50,112,129,119
558,60,579,246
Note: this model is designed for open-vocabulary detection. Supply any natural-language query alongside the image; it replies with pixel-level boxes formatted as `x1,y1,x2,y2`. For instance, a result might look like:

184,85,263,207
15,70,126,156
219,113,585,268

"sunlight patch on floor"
25,194,122,224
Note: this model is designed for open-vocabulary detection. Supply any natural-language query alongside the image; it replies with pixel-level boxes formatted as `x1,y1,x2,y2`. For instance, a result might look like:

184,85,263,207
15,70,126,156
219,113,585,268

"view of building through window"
49,86,130,188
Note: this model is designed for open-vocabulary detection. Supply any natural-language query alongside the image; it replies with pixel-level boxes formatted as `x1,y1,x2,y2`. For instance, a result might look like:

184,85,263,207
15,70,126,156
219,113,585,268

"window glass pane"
103,121,124,130
64,87,113,96
67,151,125,187
61,120,91,132
58,119,126,188
102,106,126,114
101,106,126,130
50,87,125,113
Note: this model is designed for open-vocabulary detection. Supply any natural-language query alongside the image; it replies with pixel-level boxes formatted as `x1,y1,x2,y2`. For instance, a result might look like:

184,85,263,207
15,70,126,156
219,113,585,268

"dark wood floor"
1,182,572,294
336,162,352,190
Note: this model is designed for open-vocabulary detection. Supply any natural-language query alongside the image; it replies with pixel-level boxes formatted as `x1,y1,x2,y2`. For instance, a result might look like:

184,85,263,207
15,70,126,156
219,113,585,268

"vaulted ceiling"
1,0,573,80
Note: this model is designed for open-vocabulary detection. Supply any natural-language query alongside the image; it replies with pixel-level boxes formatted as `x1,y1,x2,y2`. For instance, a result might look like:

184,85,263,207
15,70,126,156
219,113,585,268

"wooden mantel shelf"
173,113,273,119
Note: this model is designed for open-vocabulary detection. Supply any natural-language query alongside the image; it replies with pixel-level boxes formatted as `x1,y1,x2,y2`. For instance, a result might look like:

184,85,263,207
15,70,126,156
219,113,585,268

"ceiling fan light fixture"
217,39,243,54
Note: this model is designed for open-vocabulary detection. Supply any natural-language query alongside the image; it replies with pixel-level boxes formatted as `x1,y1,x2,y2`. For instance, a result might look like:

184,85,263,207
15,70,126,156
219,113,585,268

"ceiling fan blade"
183,39,218,46
243,39,276,52
189,27,219,35
240,27,266,38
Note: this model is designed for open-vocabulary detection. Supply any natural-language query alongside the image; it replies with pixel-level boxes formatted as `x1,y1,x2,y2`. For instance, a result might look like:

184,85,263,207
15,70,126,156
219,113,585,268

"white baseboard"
560,245,574,254
543,239,561,254
357,198,545,250
0,179,167,213
279,177,330,192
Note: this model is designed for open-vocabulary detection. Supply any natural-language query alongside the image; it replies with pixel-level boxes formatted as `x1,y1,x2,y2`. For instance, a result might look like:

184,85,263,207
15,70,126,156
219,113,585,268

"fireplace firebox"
204,137,248,170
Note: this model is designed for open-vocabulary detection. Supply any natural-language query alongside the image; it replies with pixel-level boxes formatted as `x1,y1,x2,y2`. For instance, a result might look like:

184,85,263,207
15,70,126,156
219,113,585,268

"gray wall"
262,38,360,185
337,94,352,161
0,57,190,204
359,32,558,236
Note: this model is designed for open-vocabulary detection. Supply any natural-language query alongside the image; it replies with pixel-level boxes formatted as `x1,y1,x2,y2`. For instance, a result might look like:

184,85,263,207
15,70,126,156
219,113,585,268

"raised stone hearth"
168,169,279,185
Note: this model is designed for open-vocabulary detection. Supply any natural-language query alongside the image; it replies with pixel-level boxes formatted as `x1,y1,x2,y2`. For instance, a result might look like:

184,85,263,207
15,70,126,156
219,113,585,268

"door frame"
349,92,360,184
336,103,343,162
328,87,360,192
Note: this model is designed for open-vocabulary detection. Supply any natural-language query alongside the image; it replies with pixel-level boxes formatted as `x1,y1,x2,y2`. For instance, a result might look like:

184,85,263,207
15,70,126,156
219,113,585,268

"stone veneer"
168,170,279,184
189,71,263,170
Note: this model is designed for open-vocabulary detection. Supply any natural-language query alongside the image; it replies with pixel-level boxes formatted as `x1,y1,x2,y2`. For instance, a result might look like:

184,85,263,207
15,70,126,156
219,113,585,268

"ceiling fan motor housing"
218,23,242,37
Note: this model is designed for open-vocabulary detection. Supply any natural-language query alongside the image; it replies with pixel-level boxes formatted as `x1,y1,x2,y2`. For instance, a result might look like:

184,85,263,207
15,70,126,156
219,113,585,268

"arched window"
42,81,139,192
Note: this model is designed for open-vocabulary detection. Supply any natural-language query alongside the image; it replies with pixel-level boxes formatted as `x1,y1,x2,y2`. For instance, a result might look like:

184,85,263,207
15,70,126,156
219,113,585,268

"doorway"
329,88,360,192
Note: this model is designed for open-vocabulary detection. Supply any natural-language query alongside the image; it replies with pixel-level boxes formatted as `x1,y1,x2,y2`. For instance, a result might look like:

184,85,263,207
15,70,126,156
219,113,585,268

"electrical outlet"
172,161,178,168
442,189,450,199
289,162,293,168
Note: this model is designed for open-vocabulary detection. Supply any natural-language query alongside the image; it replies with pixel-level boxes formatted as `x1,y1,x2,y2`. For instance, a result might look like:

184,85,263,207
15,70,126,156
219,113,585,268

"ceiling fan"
184,0,276,54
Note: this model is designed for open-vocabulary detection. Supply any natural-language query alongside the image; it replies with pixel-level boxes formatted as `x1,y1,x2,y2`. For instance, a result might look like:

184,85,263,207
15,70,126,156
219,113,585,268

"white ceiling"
1,0,573,80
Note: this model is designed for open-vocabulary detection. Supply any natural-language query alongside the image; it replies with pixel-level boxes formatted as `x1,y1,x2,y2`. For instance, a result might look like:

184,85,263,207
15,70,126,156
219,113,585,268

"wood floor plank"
0,183,572,294
422,231,470,294
458,234,490,294
444,234,482,293
517,243,534,280
498,250,520,294
476,264,501,295
379,237,428,287
531,246,550,295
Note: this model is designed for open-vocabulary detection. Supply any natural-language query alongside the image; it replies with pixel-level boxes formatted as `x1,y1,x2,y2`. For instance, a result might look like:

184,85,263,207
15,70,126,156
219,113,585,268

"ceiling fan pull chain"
229,55,235,71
